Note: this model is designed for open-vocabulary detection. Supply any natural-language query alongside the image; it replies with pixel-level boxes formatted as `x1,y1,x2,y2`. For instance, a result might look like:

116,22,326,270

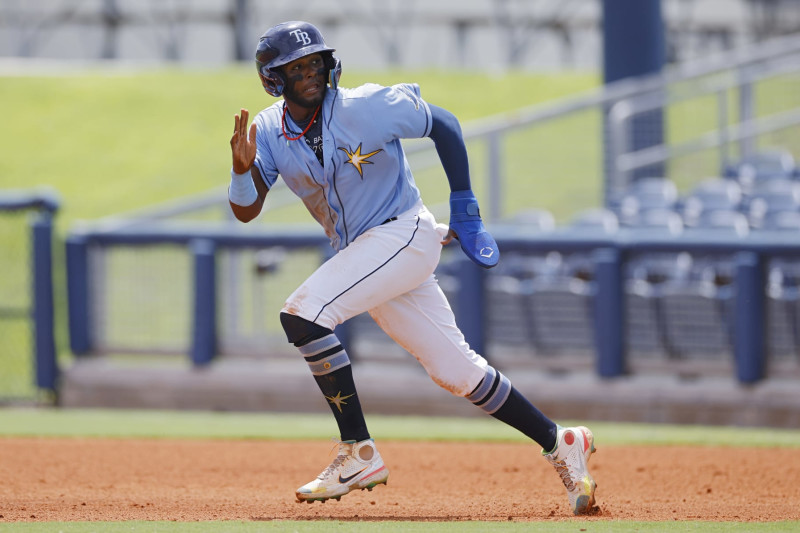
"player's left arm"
428,104,499,268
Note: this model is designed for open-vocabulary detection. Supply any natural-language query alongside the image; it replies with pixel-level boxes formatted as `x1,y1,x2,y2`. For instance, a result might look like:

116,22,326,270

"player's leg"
369,277,597,514
280,312,369,442
368,275,556,445
281,202,441,433
281,202,443,502
281,312,388,503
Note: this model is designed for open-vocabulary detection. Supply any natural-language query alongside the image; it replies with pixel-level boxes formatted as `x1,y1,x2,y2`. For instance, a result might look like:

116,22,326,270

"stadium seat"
486,275,536,348
692,209,750,237
658,277,734,359
655,209,748,360
494,207,562,277
526,275,596,354
506,208,615,358
620,208,684,234
725,149,797,193
622,214,690,358
680,177,744,227
761,208,800,360
483,223,565,350
484,250,563,351
685,210,749,288
569,207,620,234
765,264,800,360
743,179,800,229
762,210,800,231
507,208,557,232
613,177,679,225
495,208,562,281
491,250,563,280
626,278,671,356
560,208,620,281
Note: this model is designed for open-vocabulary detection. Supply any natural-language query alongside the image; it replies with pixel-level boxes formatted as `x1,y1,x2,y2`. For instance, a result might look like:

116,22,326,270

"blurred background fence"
63,31,800,386
0,190,59,403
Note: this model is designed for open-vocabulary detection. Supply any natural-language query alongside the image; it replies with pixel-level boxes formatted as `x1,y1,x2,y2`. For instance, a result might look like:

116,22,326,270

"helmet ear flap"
325,54,342,90
259,67,286,97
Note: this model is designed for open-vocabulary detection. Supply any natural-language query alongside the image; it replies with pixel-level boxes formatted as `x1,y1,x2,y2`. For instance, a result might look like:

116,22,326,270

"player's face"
281,53,327,109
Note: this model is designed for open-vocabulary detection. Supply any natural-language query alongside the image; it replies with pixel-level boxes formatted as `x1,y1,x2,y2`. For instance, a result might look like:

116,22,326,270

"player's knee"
279,312,332,347
427,367,484,398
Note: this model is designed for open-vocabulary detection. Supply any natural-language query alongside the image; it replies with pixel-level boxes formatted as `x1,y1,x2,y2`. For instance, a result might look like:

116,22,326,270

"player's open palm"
231,108,257,174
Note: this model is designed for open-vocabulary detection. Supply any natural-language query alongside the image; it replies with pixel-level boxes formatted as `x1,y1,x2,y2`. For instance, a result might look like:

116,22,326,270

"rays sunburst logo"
338,143,383,178
325,391,355,413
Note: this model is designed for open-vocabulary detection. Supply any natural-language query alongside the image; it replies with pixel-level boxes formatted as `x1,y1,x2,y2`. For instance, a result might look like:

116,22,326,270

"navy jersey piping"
331,168,349,245
327,158,341,241
326,97,349,246
313,215,421,322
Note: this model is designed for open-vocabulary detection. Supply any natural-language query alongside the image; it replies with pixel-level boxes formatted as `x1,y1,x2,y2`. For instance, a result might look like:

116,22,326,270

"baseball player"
228,20,597,515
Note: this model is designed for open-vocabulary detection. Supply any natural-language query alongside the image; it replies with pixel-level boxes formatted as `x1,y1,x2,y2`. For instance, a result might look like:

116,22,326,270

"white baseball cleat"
542,425,597,515
296,439,389,503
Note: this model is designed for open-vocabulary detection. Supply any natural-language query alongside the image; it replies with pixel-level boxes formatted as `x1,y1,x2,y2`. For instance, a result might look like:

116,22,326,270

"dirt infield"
1,437,799,523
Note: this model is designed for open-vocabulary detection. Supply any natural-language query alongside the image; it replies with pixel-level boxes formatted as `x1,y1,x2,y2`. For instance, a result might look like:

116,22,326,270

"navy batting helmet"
255,21,342,97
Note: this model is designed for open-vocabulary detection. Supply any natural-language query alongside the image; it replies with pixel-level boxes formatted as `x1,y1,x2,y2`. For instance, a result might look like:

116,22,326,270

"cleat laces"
317,439,351,480
552,459,576,490
319,454,347,480
317,455,347,479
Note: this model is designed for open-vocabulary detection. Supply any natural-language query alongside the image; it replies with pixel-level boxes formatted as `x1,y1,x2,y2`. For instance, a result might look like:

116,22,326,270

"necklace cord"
282,104,321,141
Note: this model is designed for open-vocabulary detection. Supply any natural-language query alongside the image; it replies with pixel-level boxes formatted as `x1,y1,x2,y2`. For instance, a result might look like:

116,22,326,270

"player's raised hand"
230,108,257,174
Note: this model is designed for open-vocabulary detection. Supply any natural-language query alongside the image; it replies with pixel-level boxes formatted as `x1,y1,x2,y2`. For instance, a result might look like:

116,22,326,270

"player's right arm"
229,108,269,222
428,104,499,268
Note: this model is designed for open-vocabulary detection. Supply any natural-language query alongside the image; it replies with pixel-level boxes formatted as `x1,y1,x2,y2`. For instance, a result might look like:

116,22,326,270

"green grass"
2,408,800,448
0,66,599,230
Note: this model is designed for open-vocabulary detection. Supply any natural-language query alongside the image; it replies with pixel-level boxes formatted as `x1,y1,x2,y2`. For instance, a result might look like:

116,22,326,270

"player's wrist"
449,189,481,222
231,164,251,176
229,167,258,206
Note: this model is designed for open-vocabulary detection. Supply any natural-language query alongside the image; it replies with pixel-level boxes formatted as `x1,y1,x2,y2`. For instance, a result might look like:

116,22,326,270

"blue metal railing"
65,220,800,384
0,189,60,393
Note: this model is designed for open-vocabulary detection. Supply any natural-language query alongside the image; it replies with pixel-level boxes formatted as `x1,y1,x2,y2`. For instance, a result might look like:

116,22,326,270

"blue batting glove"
448,190,500,268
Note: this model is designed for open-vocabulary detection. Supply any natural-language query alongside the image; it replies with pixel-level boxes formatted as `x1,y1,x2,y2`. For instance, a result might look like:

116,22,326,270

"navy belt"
381,216,398,225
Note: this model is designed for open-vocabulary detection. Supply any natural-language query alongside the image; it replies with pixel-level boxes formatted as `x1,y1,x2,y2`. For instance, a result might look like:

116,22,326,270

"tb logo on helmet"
289,29,312,46
255,21,342,98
